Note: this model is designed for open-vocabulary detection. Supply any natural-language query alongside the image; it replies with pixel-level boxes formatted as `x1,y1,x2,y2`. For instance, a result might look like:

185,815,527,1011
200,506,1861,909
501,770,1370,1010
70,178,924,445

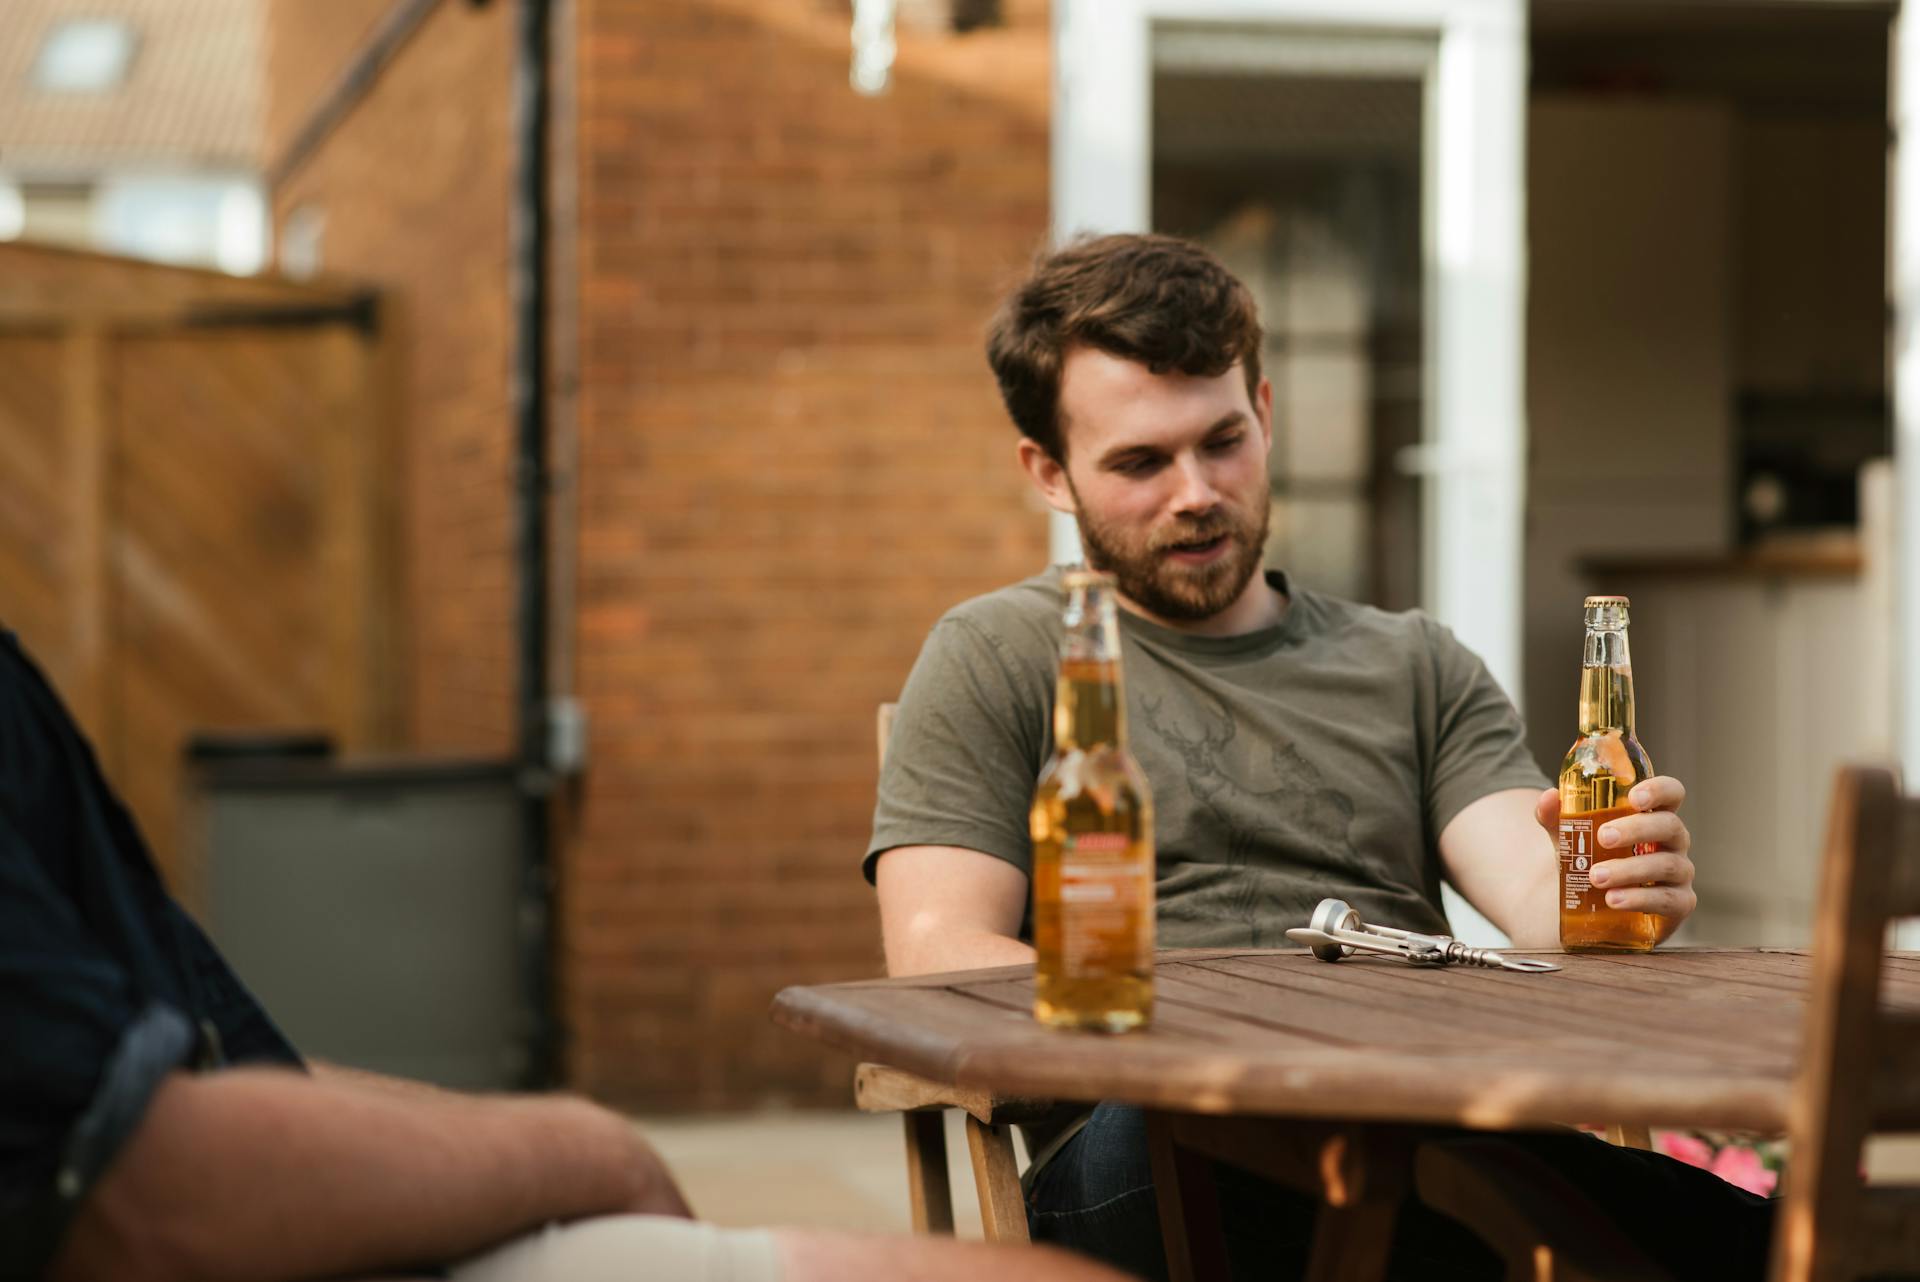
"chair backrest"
1771,765,1920,1282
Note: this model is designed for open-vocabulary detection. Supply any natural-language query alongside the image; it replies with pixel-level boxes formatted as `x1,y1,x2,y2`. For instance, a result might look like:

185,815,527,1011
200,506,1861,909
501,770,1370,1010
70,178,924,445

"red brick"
273,0,1051,1110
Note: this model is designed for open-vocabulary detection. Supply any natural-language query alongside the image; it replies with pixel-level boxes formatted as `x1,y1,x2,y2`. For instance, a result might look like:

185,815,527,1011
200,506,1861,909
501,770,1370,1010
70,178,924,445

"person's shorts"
443,1216,780,1282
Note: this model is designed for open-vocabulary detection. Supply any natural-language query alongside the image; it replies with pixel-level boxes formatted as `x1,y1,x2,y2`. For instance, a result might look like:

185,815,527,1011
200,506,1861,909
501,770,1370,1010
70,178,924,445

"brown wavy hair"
985,233,1264,462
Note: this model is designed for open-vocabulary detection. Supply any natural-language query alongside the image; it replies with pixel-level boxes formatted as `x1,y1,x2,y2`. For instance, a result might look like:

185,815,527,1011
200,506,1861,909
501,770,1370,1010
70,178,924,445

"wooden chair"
1768,764,1920,1282
855,1062,1059,1242
865,702,1045,1242
1409,765,1920,1282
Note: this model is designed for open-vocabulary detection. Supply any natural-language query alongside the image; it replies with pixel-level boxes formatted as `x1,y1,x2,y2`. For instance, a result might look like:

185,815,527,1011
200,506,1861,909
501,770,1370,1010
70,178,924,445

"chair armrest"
853,1063,1056,1125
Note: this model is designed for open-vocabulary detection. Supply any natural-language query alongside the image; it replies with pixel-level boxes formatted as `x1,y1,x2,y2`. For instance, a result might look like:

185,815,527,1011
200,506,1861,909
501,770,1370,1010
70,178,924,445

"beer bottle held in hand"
1558,595,1659,952
1030,568,1155,1031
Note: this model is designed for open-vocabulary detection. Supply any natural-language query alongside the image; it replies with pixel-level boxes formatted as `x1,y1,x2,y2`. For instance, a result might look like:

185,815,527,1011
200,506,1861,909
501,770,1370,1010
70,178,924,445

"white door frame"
1892,3,1920,946
1051,0,1529,702
1897,9,1919,774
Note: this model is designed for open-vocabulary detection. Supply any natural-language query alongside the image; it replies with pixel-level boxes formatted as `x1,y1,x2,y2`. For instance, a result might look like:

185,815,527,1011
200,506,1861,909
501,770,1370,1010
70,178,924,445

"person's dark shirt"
0,630,302,1278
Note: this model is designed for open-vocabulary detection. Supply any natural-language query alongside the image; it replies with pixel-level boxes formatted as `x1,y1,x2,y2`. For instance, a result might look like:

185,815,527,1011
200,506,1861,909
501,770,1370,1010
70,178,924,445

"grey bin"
191,753,530,1090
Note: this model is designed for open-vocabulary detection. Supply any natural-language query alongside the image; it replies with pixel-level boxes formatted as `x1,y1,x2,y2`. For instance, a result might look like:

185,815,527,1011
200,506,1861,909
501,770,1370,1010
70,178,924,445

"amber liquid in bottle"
1031,572,1155,1031
1557,597,1659,952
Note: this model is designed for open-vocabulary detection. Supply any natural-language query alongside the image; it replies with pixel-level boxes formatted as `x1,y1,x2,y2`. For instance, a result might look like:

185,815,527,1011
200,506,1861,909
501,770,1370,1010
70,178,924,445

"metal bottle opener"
1285,898,1561,973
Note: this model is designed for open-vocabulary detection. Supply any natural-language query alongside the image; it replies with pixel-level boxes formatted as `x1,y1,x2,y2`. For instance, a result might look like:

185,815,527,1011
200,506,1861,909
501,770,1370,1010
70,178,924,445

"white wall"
94,173,266,274
1523,97,1736,768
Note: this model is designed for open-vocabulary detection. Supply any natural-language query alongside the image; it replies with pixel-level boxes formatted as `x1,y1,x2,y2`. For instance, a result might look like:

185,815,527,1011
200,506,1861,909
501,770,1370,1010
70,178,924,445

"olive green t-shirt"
865,569,1549,945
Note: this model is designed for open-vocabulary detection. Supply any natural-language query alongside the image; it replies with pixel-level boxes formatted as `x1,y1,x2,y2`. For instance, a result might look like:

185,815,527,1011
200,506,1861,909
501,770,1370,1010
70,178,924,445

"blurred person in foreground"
867,233,1770,1281
0,632,1129,1282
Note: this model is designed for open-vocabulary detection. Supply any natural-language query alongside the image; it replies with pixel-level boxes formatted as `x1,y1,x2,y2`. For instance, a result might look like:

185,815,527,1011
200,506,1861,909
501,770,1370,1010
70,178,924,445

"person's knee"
450,1216,777,1282
1037,1104,1157,1209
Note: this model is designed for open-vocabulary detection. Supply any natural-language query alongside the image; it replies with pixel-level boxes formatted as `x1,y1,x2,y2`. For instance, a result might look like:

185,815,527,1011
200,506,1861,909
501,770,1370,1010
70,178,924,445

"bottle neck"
1057,582,1127,749
1578,627,1636,734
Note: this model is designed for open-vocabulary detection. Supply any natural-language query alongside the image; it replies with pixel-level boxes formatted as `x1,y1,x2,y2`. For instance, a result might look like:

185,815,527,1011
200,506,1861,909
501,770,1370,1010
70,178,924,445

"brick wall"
567,0,1052,1109
268,0,517,756
263,0,401,168
269,0,1054,1109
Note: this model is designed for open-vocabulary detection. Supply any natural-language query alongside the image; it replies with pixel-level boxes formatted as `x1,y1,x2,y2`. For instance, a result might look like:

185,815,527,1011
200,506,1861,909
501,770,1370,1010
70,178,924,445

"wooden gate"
0,243,397,892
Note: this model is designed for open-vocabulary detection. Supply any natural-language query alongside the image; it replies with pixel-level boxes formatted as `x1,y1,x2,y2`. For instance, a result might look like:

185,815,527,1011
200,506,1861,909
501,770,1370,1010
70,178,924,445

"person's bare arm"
306,1057,458,1096
1437,788,1562,948
1439,779,1696,948
874,845,1033,976
48,1067,689,1282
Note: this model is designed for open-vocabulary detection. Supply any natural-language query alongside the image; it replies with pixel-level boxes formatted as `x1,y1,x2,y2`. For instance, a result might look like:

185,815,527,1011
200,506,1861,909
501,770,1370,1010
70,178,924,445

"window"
0,185,23,241
32,19,139,93
279,205,327,280
18,182,95,248
1153,37,1428,609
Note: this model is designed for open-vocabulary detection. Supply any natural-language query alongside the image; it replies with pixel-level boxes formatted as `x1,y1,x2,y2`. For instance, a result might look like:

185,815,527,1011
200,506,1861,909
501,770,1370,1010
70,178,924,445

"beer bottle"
1030,568,1155,1030
1557,595,1659,952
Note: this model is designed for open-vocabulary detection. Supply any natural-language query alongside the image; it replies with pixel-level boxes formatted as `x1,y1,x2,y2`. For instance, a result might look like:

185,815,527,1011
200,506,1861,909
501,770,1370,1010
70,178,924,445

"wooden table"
772,947,1920,1279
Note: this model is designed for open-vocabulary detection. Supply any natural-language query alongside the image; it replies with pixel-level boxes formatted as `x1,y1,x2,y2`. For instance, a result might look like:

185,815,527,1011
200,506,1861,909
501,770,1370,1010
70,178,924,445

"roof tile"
0,0,262,172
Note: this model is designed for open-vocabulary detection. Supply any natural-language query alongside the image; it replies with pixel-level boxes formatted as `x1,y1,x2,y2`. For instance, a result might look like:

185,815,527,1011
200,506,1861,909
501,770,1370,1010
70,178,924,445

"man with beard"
863,234,1762,1281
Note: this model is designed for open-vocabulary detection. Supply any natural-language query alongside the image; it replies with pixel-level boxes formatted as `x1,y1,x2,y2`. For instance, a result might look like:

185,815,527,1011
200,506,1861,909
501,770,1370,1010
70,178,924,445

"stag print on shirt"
1138,688,1367,946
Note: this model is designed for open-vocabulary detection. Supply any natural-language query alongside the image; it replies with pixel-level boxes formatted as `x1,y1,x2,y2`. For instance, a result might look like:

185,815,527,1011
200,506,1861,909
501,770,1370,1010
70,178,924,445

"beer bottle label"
1058,831,1147,977
1557,817,1595,911
1558,803,1637,913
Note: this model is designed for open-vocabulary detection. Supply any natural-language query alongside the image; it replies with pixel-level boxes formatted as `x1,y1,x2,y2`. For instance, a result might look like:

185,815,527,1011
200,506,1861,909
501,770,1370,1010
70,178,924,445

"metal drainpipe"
510,0,557,1089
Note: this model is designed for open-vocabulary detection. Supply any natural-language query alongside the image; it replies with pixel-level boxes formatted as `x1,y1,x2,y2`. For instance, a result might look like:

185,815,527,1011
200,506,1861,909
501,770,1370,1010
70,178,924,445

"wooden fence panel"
0,246,392,896
0,334,74,692
108,323,387,891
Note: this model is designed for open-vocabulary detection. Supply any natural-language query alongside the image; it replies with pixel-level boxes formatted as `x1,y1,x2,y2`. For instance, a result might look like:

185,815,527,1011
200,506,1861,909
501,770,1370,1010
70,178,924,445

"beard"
1072,489,1271,624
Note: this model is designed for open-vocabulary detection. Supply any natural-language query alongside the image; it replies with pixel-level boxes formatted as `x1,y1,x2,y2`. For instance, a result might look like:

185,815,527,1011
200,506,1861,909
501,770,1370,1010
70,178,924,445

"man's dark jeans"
1025,1103,1775,1282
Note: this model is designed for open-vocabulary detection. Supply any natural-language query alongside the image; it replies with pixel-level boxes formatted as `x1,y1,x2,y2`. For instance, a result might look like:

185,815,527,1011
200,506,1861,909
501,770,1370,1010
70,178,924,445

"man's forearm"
51,1067,679,1282
1501,864,1563,950
1438,789,1565,950
1473,842,1561,950
308,1057,456,1097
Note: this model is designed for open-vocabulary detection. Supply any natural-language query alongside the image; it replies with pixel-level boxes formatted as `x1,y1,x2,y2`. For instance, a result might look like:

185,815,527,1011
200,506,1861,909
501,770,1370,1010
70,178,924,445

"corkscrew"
1285,899,1561,973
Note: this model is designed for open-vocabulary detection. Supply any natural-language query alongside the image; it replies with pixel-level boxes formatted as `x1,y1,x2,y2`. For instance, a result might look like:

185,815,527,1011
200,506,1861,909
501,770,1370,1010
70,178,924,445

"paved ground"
638,1109,1920,1236
1868,1135,1920,1180
639,1109,1031,1237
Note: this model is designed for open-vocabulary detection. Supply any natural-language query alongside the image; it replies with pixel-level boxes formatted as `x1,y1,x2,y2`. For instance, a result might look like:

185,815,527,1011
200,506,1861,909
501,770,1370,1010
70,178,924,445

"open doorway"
1151,28,1429,613
1526,0,1893,943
